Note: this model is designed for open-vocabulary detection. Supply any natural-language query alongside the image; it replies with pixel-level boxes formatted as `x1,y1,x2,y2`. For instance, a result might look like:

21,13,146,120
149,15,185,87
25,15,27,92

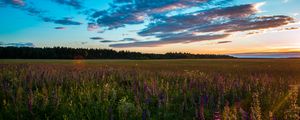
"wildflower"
284,85,300,120
198,97,205,120
214,111,221,120
223,101,231,120
142,109,147,120
28,90,33,114
223,101,238,120
250,93,262,120
269,111,274,120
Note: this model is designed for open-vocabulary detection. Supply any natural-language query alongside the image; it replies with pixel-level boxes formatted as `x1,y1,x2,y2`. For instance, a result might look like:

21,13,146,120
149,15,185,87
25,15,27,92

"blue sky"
0,0,299,55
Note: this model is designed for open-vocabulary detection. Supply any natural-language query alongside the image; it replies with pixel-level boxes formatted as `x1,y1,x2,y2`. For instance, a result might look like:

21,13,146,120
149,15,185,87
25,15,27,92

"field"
0,59,300,120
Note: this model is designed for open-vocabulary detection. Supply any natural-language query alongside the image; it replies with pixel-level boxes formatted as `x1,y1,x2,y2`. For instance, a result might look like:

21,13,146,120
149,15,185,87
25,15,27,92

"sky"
0,0,300,57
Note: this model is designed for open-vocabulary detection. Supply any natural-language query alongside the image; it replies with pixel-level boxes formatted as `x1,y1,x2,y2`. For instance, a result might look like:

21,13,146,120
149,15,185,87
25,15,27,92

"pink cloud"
12,0,25,6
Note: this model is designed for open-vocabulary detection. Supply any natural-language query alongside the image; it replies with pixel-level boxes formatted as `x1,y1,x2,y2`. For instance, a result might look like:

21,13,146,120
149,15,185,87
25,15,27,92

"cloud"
98,38,139,43
191,15,294,33
51,0,82,9
276,26,299,32
217,41,232,44
87,23,99,31
1,0,25,6
121,38,138,42
100,40,116,43
293,13,299,16
1,0,83,26
91,0,219,30
226,16,294,32
25,6,44,15
247,31,261,35
1,0,43,16
54,27,67,30
12,0,25,6
43,17,82,25
90,37,103,40
54,18,82,25
96,10,146,30
113,2,293,47
89,10,107,18
138,3,269,36
285,27,298,30
0,42,35,47
110,34,230,47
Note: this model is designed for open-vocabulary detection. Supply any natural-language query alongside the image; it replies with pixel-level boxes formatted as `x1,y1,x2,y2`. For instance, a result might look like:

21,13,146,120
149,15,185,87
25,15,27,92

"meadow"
0,59,299,120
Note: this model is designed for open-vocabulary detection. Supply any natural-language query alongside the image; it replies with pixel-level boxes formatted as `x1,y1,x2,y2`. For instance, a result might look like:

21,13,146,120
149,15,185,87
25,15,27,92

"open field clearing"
1,59,300,119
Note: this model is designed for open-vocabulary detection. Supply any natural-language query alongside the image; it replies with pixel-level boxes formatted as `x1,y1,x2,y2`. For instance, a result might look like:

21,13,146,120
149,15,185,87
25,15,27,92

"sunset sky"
0,0,299,57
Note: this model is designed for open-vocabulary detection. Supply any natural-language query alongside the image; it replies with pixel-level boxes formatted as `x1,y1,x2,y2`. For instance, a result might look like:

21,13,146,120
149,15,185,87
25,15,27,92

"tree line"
0,47,235,59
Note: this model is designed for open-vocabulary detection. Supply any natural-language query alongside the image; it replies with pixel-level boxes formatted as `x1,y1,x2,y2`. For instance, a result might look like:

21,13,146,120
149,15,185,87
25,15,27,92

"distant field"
0,59,300,119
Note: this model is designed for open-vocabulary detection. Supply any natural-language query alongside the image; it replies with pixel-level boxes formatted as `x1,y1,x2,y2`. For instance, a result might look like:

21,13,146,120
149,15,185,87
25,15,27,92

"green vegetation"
0,59,299,119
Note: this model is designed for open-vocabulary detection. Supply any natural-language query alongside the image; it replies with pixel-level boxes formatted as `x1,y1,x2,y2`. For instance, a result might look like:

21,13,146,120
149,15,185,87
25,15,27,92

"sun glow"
253,2,266,13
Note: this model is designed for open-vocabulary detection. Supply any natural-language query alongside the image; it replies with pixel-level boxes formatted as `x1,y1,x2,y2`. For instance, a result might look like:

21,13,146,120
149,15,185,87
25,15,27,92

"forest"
0,47,234,59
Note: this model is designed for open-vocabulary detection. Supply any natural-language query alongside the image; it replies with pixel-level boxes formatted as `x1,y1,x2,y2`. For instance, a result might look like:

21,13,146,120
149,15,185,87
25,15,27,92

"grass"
0,59,299,119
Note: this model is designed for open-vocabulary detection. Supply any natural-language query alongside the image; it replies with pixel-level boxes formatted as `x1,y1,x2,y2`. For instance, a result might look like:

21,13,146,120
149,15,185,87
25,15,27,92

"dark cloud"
54,27,67,30
85,1,294,47
100,40,115,43
91,0,220,30
43,17,82,25
1,1,83,27
226,16,294,32
25,6,44,15
90,10,107,18
138,4,262,36
96,10,145,30
97,38,139,43
191,16,294,33
113,0,214,11
110,34,229,47
54,18,82,25
247,31,261,35
87,23,99,31
217,41,231,44
121,38,138,42
90,37,103,40
121,3,293,47
0,0,43,16
51,0,82,9
0,42,35,47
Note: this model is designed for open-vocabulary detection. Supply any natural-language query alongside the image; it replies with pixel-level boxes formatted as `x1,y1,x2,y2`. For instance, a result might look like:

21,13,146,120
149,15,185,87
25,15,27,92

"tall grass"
0,59,299,119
